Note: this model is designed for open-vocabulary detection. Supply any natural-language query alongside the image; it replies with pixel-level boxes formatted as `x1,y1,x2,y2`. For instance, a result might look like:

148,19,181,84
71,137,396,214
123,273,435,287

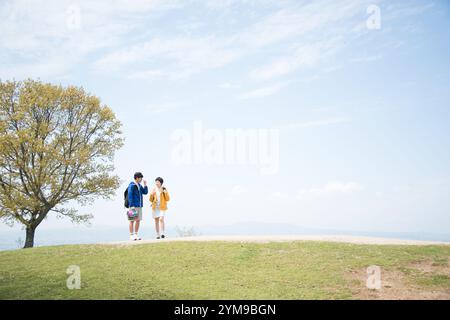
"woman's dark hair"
155,177,164,184
134,172,144,179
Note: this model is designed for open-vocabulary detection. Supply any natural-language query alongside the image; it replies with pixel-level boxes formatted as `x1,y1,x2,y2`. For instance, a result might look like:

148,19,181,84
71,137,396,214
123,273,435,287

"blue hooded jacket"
127,182,148,208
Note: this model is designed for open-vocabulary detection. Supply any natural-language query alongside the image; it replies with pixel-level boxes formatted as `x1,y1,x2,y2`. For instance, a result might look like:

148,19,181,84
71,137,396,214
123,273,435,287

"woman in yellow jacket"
150,177,170,239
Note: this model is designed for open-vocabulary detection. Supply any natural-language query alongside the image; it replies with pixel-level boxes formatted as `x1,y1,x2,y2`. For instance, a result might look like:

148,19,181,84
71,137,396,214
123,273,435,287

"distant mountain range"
1,221,449,251
198,221,450,242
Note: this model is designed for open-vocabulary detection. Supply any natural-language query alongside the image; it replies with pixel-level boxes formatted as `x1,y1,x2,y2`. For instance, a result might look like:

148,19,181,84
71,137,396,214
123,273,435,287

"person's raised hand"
143,180,147,186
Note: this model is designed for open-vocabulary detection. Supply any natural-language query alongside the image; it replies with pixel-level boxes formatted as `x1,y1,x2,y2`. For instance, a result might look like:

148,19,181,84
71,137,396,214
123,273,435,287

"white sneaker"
130,234,136,241
135,234,142,240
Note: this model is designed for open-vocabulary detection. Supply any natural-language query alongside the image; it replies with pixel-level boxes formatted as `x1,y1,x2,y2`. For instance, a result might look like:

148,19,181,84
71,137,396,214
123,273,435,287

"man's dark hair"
155,177,164,184
134,172,144,179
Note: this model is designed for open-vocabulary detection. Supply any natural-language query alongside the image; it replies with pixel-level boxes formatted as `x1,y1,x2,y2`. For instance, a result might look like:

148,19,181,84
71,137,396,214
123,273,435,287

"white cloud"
91,0,365,80
1,0,434,82
270,191,289,200
0,0,180,79
219,81,241,89
249,39,342,81
127,69,173,80
231,185,248,194
203,187,217,194
350,54,383,63
297,181,363,199
93,36,240,78
239,82,286,99
231,1,361,50
383,2,435,21
144,102,182,114
277,117,351,130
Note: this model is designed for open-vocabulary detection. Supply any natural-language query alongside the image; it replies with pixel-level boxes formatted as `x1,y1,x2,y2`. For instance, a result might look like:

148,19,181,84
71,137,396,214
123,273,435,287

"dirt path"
103,234,450,246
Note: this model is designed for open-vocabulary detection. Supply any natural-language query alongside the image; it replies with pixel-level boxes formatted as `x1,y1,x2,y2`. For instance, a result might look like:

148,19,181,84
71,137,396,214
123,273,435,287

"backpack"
124,184,138,208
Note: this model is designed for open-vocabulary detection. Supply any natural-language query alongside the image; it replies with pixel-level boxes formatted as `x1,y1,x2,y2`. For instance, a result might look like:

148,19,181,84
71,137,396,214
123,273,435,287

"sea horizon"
2,222,450,251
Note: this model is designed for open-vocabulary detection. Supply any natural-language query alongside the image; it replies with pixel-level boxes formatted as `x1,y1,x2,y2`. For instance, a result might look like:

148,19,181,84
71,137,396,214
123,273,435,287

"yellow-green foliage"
0,79,124,247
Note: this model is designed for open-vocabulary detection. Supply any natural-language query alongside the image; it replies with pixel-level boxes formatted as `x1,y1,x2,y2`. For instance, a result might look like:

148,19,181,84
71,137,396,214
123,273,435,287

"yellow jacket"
150,188,170,210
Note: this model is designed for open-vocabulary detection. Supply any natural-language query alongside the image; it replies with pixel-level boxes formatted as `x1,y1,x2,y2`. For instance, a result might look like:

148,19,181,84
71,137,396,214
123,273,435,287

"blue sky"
1,0,450,235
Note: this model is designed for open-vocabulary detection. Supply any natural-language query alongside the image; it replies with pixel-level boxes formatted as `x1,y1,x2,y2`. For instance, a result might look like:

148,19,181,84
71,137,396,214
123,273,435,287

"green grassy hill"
1,240,449,299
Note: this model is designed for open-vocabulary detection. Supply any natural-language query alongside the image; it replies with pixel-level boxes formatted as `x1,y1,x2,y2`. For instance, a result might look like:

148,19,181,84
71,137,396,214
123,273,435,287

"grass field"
0,240,449,299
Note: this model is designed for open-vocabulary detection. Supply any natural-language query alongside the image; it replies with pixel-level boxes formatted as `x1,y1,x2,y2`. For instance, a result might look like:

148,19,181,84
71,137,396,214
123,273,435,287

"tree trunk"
24,226,35,249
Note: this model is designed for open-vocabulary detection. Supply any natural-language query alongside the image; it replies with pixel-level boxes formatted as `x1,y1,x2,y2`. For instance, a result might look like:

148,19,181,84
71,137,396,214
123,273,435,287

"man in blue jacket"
128,172,148,240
